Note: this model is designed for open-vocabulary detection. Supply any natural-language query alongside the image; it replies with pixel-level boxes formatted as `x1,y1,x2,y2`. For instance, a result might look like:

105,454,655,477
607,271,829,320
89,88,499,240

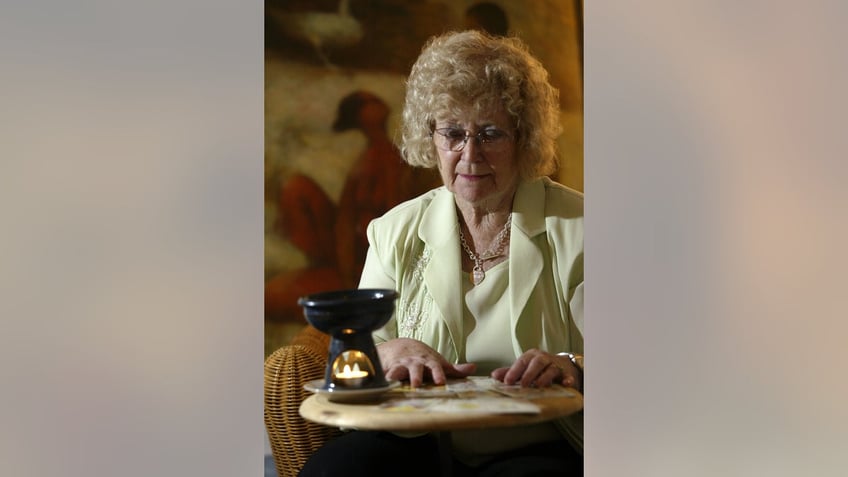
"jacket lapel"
509,179,547,354
419,188,465,361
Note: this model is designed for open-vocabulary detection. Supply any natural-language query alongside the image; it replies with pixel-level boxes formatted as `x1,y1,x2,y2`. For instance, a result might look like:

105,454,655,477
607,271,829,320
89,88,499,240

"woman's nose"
459,135,483,161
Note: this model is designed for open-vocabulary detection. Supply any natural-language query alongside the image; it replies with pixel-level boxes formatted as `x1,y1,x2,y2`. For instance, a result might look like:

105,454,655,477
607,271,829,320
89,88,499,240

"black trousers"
298,430,583,477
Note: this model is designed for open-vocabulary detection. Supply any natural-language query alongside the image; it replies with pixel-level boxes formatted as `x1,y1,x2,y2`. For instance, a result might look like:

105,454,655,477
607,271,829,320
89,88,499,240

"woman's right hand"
377,338,477,387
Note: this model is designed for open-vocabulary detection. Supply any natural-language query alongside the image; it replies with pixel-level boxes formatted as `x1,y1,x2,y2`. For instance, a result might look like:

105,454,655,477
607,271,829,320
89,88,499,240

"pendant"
471,266,485,285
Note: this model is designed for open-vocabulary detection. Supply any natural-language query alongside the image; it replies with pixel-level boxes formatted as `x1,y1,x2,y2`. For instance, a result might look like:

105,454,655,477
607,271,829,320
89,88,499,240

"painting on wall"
265,0,584,353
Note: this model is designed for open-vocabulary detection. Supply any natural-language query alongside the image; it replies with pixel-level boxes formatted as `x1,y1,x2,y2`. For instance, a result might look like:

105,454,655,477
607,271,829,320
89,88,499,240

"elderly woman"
300,30,584,477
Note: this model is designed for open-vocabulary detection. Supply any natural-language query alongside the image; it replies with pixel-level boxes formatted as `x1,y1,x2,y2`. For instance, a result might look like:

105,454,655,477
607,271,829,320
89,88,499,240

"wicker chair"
264,325,342,477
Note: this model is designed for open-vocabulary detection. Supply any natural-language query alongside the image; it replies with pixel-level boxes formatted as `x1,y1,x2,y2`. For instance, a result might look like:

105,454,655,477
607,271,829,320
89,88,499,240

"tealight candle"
337,363,368,379
333,362,370,388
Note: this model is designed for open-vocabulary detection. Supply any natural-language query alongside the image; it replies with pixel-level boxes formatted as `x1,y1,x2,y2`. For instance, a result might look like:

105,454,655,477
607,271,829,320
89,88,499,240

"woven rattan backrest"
264,331,341,477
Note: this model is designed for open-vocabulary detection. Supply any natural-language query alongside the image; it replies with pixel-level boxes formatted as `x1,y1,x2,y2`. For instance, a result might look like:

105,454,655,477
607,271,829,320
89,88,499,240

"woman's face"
433,105,519,210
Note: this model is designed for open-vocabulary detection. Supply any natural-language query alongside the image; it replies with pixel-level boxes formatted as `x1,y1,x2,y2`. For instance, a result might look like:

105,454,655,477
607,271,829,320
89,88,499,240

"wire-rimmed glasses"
431,127,513,153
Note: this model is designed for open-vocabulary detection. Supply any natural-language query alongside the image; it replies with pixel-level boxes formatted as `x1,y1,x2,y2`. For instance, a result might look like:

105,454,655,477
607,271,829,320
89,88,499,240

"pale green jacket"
359,177,584,451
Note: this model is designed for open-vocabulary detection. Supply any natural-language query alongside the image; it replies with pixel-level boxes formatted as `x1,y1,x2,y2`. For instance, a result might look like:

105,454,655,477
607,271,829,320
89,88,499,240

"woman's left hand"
490,348,581,390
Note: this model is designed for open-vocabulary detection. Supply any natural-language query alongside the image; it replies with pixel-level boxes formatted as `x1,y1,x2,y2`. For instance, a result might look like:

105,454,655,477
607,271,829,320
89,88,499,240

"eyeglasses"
431,127,513,153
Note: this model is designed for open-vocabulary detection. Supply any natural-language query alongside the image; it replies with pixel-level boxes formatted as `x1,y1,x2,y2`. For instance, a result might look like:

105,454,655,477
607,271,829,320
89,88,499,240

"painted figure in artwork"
266,90,436,322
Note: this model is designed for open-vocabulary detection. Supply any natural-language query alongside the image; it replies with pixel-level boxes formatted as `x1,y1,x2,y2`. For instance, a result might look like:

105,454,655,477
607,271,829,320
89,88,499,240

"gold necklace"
458,214,512,285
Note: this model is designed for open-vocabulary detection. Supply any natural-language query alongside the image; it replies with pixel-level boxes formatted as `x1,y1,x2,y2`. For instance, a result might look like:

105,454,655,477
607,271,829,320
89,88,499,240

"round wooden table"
299,387,583,432
300,380,583,477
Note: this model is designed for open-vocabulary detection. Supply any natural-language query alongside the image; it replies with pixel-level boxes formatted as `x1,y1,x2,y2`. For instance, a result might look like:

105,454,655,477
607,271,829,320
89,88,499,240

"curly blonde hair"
400,30,562,179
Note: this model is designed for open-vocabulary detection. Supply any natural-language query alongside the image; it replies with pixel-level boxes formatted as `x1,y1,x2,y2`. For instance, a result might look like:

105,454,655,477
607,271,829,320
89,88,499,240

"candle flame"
337,362,368,379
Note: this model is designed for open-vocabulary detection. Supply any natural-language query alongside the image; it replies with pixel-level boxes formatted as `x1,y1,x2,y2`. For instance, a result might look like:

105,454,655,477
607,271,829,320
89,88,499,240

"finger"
490,367,508,381
446,362,477,378
408,362,425,388
384,365,408,382
503,358,529,385
427,361,447,385
521,354,553,387
550,358,578,389
519,356,551,387
559,370,577,389
533,363,561,387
